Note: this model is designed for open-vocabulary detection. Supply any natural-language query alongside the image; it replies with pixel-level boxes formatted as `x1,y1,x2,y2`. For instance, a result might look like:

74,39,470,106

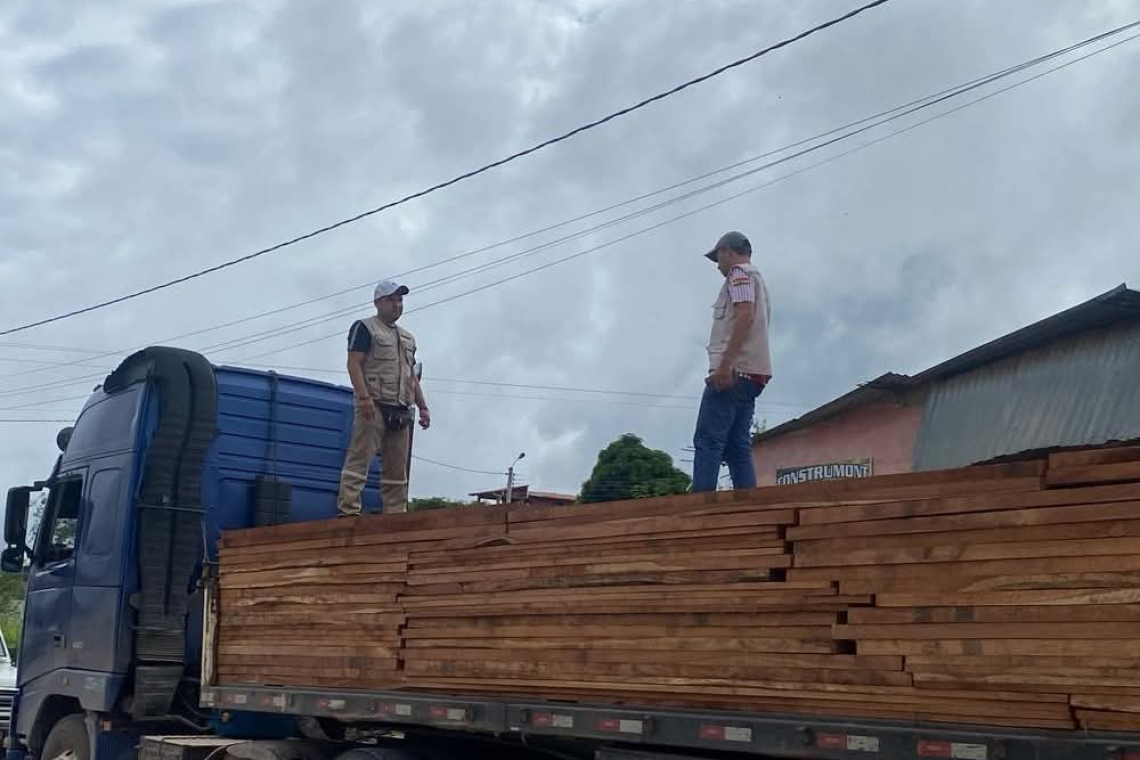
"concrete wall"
752,396,923,486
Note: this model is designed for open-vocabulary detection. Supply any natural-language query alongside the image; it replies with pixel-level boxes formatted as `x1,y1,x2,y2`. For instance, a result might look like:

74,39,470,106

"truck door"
18,471,85,687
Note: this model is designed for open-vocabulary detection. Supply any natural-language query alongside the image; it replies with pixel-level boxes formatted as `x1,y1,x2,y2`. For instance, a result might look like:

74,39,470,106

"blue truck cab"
2,347,378,760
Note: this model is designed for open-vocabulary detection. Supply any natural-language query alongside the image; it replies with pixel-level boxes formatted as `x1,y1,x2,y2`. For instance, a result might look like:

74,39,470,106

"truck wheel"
41,715,90,760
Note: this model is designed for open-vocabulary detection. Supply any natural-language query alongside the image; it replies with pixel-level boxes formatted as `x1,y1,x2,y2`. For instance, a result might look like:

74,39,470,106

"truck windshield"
62,387,141,462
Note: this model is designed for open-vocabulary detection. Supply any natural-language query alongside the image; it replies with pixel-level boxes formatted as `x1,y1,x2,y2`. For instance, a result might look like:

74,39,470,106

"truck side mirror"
4,487,30,549
0,547,22,573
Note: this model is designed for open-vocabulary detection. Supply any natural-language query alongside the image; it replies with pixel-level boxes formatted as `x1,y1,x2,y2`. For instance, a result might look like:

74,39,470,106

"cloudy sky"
1,0,1138,507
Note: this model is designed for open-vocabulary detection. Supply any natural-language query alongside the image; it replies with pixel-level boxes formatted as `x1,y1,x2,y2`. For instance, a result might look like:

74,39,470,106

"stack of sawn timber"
214,444,1140,733
215,507,509,688
788,444,1140,732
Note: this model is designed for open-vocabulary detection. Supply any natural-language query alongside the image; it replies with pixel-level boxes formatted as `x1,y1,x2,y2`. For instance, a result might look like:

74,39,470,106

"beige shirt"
707,262,772,377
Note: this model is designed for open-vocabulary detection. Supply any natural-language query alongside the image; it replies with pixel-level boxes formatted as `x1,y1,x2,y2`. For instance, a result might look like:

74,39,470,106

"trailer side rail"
203,684,1139,760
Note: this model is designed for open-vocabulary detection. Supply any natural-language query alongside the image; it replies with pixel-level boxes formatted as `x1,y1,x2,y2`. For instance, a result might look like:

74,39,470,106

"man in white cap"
692,231,772,492
336,280,430,515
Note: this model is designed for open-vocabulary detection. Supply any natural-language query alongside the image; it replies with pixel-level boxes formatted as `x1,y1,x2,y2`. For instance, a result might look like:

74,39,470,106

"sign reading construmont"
775,458,873,485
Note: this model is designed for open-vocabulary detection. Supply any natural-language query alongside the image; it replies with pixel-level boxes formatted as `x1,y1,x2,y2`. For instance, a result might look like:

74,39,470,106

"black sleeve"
347,321,371,352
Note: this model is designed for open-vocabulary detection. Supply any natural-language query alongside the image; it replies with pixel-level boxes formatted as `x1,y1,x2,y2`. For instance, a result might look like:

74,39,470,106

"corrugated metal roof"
913,284,1140,383
913,319,1140,469
757,284,1140,443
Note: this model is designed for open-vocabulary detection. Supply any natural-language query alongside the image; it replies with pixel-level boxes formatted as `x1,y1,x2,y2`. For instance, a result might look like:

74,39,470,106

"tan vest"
361,316,417,407
707,262,772,376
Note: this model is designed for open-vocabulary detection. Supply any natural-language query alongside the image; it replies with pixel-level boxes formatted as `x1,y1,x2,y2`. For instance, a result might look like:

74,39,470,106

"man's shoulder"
727,265,753,283
347,320,372,352
349,318,376,336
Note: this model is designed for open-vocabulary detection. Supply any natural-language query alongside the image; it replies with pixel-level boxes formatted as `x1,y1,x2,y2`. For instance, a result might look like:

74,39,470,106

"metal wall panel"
913,321,1140,470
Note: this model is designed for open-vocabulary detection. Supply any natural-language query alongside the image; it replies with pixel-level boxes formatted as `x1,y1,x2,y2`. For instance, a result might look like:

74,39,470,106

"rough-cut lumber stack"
215,445,1140,732
785,445,1140,731
215,507,507,687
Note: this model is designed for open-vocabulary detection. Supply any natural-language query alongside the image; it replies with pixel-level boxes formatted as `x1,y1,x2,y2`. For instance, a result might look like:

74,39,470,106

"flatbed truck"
4,347,1139,760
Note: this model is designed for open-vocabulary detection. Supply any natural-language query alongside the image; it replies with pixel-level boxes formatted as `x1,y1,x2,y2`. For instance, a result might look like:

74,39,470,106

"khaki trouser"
336,403,411,515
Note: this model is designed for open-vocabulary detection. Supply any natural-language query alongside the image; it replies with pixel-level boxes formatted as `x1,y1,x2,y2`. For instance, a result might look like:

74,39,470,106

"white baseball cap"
374,280,410,300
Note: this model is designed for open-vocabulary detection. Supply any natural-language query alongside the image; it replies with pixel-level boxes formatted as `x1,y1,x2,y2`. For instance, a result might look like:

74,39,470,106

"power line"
4,23,1138,402
235,28,1140,364
0,394,90,412
4,18,1133,386
18,93,903,375
0,0,894,338
410,454,505,476
0,31,1047,383
0,419,74,424
428,378,804,407
426,388,696,411
249,365,810,409
0,356,106,370
0,341,106,355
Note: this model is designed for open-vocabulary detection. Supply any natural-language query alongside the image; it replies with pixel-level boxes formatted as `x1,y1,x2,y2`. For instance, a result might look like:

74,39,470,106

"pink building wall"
752,397,924,487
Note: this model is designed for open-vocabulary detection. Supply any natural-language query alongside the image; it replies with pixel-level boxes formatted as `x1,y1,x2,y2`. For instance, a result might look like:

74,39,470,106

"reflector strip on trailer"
818,732,881,752
429,705,470,722
317,698,345,711
223,693,249,706
378,702,414,718
597,717,646,735
918,741,989,760
258,694,288,709
699,724,753,743
531,712,574,729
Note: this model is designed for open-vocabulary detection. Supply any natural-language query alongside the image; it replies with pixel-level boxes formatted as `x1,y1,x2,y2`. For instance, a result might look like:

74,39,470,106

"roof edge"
911,283,1135,384
755,284,1139,446
755,372,913,442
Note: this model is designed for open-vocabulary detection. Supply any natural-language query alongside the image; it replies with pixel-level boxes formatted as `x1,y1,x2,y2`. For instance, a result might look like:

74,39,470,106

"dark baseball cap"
705,231,752,261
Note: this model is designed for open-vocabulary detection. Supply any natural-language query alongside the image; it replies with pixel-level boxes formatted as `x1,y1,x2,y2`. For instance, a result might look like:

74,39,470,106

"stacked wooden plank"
215,507,508,687
214,445,1140,732
788,445,1140,731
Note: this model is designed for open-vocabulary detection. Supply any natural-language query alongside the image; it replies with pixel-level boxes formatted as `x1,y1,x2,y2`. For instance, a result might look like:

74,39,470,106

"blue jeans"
692,376,765,492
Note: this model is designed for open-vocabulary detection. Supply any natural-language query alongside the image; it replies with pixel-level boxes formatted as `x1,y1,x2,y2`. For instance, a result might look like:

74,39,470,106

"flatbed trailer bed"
202,683,1140,760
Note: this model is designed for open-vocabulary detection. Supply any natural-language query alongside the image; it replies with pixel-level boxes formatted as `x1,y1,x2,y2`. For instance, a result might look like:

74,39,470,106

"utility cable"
3,24,1137,399
235,29,1140,363
0,419,75,424
0,0,894,337
244,364,809,408
0,22,1059,381
410,454,506,476
4,18,1134,386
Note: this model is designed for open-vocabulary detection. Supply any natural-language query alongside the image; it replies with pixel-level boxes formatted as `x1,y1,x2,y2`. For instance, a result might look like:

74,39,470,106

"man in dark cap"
692,231,772,492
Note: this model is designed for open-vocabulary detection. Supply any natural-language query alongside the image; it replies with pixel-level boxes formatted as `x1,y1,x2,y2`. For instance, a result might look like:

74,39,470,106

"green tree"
409,497,475,511
0,571,27,659
579,434,691,504
0,491,39,660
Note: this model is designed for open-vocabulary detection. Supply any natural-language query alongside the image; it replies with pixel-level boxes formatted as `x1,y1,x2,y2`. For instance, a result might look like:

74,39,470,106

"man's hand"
419,407,431,430
708,364,735,392
356,396,376,420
